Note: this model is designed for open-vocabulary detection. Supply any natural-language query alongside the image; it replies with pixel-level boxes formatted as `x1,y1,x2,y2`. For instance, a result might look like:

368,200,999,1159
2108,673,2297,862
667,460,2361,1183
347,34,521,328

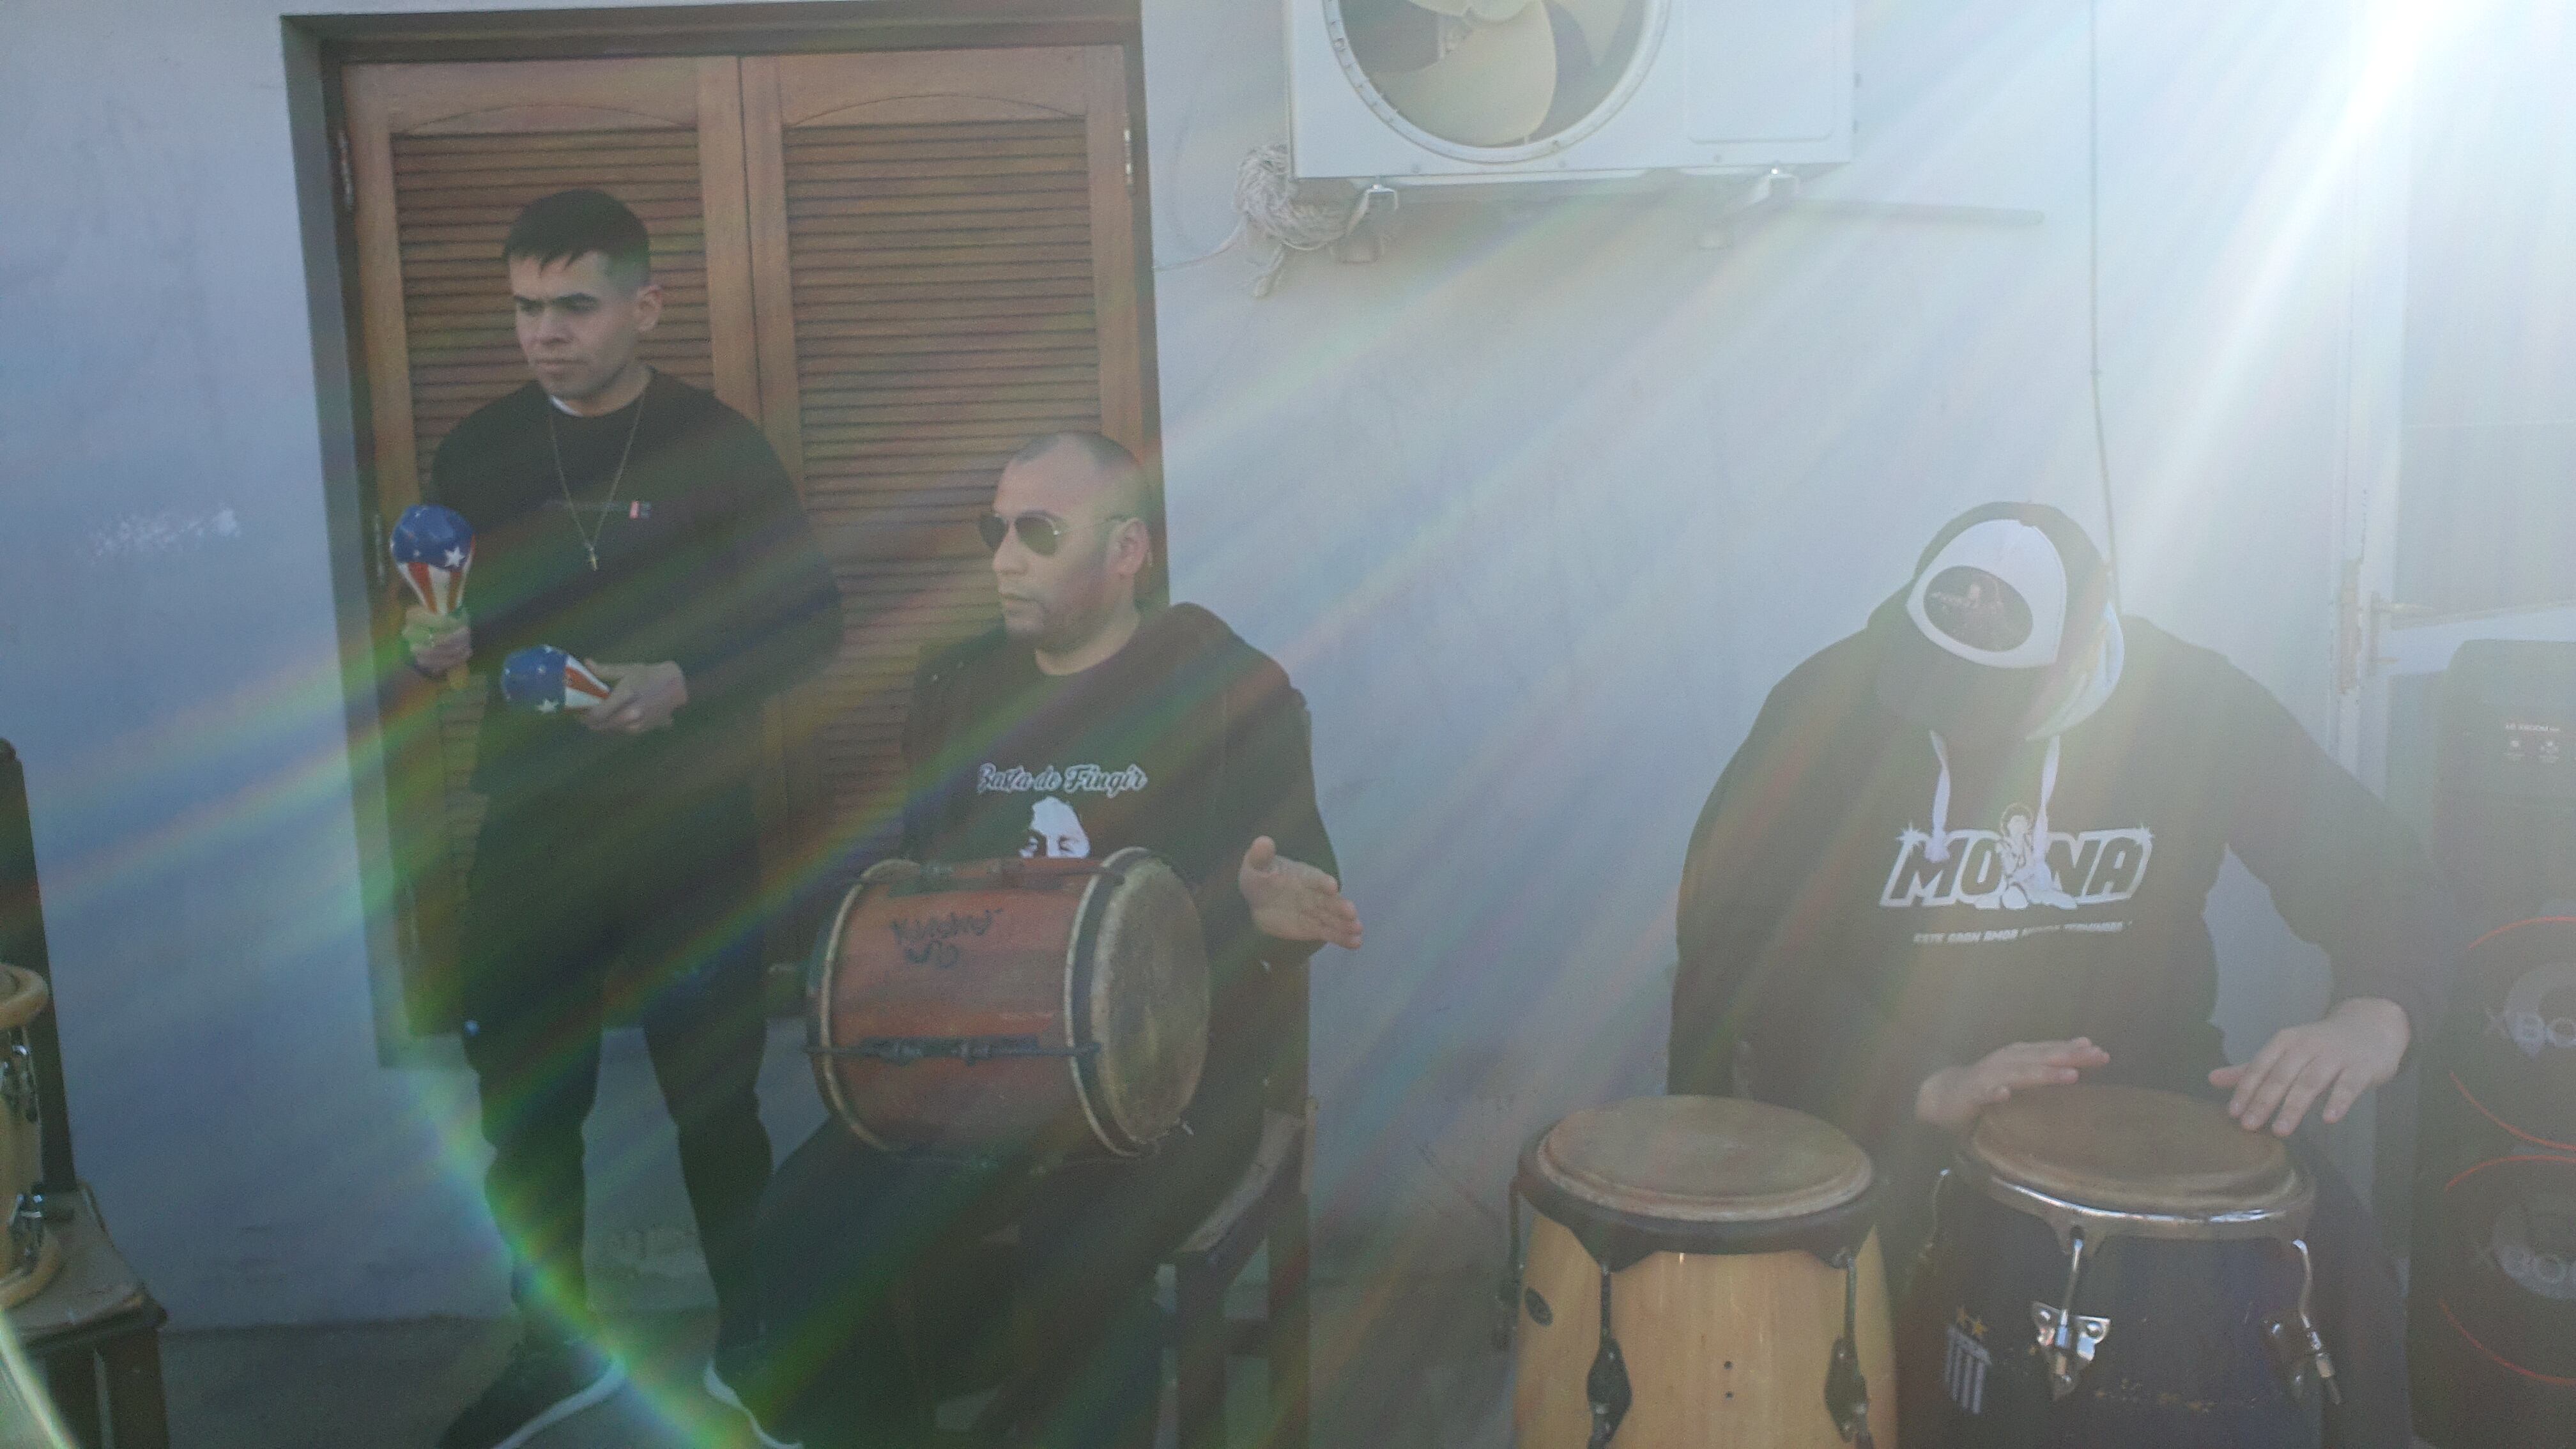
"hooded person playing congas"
1669,502,2458,1449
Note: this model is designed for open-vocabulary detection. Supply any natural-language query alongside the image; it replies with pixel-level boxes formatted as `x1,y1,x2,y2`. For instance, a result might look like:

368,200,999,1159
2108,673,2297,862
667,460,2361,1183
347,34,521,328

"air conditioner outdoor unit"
1286,0,1853,185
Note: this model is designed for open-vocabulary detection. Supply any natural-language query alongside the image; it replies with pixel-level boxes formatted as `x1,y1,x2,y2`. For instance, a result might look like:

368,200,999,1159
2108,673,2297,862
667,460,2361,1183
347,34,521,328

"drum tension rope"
813,1036,1101,1064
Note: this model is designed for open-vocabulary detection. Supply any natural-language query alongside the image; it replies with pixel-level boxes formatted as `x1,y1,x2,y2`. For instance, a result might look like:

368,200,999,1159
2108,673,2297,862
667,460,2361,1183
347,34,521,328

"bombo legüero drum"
1903,1084,2334,1449
1508,1095,1894,1448
809,850,1208,1158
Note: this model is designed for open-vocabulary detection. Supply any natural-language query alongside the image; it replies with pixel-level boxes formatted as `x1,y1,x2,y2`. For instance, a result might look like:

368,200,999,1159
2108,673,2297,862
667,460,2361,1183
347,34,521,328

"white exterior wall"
0,0,2398,1324
1147,0,2399,1271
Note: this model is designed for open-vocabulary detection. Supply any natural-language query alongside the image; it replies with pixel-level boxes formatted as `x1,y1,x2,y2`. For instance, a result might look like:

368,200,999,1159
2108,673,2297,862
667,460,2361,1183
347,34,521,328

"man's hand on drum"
1915,1038,2111,1133
585,661,688,734
2211,995,2409,1138
402,606,471,674
1239,836,1362,949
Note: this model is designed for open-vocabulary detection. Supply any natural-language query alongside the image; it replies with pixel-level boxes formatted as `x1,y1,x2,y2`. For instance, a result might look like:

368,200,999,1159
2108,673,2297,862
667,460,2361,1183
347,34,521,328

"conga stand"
0,741,169,1447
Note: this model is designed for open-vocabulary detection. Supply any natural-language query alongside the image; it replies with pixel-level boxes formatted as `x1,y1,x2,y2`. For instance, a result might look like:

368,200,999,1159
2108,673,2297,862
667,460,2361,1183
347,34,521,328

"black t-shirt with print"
427,371,841,809
1668,598,2458,1154
899,603,1339,1137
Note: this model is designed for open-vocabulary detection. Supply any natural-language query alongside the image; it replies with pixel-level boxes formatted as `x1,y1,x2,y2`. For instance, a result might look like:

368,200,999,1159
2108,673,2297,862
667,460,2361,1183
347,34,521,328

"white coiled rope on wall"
1158,144,1381,297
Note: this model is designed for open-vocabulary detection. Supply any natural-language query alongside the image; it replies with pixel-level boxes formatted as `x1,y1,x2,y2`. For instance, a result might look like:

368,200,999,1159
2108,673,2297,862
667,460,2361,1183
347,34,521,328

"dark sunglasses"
977,510,1132,556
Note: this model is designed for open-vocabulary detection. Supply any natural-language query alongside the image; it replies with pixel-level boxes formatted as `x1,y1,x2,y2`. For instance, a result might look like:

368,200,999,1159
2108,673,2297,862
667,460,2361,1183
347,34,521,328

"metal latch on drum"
2031,1230,2110,1400
812,1036,1101,1065
1825,1248,1876,1445
2262,1239,2343,1405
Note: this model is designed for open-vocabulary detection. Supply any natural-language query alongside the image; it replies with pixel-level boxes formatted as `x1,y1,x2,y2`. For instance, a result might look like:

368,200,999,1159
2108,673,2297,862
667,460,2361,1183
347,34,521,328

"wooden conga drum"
1510,1095,1895,1448
1903,1084,2330,1449
0,964,57,1308
809,850,1208,1158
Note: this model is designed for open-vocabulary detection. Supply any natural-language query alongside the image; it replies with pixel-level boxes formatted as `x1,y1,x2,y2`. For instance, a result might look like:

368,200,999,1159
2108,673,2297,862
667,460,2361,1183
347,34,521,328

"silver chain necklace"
546,377,648,572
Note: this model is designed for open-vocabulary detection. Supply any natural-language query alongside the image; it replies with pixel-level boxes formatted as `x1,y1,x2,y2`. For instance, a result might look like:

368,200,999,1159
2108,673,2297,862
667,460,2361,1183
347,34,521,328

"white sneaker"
704,1357,803,1449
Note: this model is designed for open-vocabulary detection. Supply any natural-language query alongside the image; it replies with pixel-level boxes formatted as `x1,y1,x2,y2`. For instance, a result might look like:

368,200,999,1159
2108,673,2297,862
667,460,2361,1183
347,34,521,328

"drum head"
1078,848,1208,1151
1968,1084,2299,1216
1531,1095,1873,1229
0,967,45,1033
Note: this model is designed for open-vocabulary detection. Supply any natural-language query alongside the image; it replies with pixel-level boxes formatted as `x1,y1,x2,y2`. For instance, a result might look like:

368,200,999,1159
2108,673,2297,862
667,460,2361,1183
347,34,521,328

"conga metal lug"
2029,1303,2110,1400
2263,1238,2343,1405
0,1039,35,1122
1825,1246,1874,1443
2031,1229,2108,1400
1586,1268,1632,1449
5,1193,41,1273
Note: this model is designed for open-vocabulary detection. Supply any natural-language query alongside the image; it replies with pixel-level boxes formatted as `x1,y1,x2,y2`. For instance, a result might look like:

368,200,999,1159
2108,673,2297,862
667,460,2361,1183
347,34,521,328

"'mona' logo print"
1880,826,2154,910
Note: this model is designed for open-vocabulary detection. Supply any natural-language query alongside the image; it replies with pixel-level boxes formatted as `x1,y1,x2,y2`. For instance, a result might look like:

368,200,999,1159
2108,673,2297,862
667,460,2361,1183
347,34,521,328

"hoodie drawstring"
1926,733,2060,864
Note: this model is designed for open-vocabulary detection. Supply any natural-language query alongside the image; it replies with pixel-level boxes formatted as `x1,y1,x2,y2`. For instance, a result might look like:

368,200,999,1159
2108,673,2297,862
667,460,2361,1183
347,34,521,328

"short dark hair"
502,189,651,289
1009,431,1149,518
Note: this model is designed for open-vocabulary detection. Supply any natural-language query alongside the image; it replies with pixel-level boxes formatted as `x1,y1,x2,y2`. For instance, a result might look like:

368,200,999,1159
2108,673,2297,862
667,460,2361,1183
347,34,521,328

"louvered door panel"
744,49,1149,881
347,58,759,1029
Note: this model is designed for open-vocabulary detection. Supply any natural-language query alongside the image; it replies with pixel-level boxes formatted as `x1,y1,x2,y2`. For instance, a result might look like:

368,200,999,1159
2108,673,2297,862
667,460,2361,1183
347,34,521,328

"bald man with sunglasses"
735,433,1359,1449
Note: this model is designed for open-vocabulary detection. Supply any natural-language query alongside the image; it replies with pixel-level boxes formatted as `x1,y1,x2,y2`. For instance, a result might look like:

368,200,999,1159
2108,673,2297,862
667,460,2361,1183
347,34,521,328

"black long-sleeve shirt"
1669,601,2458,1154
897,603,1338,1137
426,371,841,804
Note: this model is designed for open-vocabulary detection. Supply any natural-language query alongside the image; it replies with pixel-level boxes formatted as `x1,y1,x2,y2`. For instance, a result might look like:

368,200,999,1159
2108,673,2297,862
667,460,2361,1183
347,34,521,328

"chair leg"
1175,1259,1229,1449
1266,1195,1311,1449
42,1350,101,1448
100,1329,171,1449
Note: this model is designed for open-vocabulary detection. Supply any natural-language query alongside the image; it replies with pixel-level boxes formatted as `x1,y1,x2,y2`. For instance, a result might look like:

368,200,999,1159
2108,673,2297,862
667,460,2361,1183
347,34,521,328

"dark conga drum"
2410,916,2576,1448
1903,1084,2332,1449
808,850,1208,1157
1509,1096,1895,1448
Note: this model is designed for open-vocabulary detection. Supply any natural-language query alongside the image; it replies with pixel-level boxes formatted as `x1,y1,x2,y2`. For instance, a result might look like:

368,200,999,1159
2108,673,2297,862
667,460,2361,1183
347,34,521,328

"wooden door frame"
291,2,1160,1063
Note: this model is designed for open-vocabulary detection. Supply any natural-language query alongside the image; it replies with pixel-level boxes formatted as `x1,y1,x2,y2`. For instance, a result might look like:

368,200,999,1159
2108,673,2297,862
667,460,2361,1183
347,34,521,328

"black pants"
459,779,774,1349
756,1112,1257,1449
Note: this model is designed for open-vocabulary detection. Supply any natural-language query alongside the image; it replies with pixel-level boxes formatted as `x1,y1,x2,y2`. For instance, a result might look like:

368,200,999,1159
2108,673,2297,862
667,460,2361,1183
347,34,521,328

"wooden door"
738,47,1149,888
344,57,760,1026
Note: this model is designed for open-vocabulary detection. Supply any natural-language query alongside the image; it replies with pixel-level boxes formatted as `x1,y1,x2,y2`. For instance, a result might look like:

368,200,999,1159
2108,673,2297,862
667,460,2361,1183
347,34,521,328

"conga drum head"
1522,1096,1874,1259
1079,848,1208,1151
1968,1083,2304,1220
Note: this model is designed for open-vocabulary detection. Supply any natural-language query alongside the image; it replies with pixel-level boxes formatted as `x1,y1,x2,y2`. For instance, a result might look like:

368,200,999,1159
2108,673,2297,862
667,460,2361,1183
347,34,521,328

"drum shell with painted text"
809,850,1208,1158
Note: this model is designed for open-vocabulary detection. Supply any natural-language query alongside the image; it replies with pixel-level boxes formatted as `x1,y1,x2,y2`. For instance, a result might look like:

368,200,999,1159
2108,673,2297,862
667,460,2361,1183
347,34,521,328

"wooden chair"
1167,1099,1312,1449
1,743,171,1448
967,954,1315,1449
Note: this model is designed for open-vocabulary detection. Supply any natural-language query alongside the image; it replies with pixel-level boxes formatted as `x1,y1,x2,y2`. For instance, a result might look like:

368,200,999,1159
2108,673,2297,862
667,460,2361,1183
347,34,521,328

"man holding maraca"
401,189,840,1449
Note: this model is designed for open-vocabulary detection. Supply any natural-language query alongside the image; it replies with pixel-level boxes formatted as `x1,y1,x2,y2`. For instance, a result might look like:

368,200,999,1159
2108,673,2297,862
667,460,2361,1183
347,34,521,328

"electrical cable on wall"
1155,144,1384,297
2089,0,2124,608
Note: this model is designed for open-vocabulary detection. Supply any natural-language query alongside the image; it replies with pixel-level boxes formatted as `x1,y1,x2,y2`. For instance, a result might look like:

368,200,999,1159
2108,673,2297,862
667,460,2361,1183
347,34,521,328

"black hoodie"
900,603,1339,1141
1669,599,2457,1154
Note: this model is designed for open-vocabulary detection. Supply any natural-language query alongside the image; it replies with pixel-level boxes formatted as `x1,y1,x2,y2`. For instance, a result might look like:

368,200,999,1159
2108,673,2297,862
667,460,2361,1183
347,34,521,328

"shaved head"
990,431,1156,666
1008,431,1148,520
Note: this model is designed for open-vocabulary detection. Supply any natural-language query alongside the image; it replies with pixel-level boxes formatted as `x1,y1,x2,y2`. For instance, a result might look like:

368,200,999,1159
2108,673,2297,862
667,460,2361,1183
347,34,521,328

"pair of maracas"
391,504,611,714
